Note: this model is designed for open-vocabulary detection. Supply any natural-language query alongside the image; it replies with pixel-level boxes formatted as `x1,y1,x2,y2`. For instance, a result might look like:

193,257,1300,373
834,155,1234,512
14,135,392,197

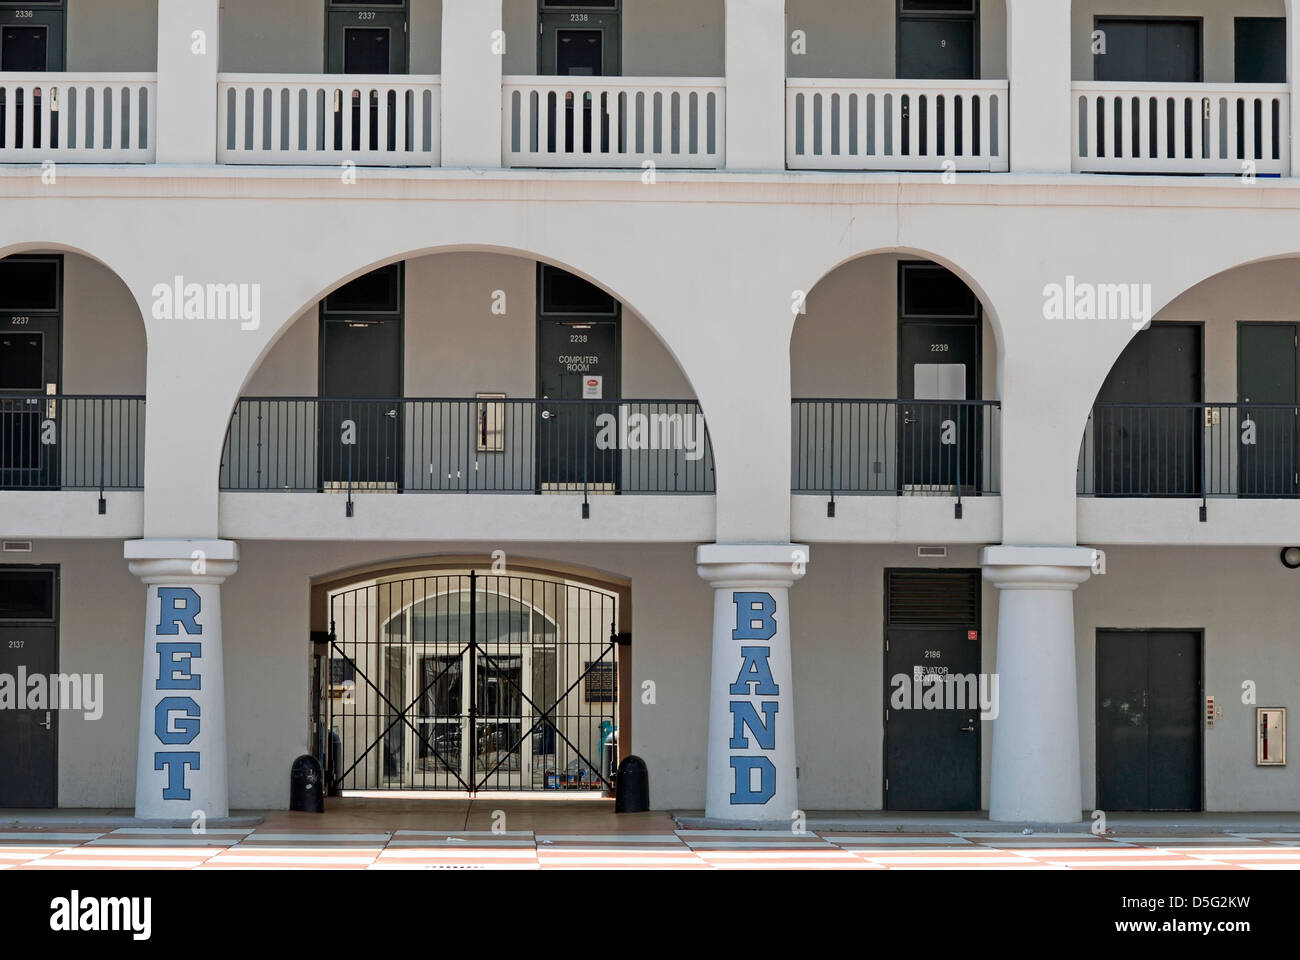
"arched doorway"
317,563,625,795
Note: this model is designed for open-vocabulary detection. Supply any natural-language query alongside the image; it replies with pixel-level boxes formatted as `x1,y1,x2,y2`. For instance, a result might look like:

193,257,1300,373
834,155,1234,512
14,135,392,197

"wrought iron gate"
321,571,619,793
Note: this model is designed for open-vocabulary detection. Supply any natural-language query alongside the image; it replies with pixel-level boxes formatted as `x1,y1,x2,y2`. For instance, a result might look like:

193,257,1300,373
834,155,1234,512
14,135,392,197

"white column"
1288,1,1300,176
698,544,807,822
983,545,1094,823
724,0,786,171
440,0,504,168
127,539,238,820
1006,0,1072,173
155,0,220,164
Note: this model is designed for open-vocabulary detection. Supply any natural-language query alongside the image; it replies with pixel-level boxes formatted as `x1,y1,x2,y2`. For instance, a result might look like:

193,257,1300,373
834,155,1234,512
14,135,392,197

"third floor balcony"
0,1,1293,177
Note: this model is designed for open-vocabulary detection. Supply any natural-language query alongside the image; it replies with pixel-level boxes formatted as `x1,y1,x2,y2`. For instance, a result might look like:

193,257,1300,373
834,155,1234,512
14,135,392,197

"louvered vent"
887,571,978,626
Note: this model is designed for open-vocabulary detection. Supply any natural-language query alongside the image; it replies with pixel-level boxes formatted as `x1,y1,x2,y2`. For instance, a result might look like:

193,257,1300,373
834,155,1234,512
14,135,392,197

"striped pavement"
2,829,1300,869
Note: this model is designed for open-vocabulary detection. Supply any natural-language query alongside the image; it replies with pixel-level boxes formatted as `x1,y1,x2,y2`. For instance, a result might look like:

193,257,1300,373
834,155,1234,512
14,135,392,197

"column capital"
697,543,809,588
982,545,1095,591
125,539,239,584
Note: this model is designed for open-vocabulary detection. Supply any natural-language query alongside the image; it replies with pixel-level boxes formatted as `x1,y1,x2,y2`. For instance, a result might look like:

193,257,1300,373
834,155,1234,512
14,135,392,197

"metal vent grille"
887,571,978,626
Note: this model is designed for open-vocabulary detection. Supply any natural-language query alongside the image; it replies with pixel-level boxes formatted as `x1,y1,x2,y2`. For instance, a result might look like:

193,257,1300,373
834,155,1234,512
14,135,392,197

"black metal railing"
221,397,715,495
1079,402,1300,499
792,399,1001,501
0,395,145,492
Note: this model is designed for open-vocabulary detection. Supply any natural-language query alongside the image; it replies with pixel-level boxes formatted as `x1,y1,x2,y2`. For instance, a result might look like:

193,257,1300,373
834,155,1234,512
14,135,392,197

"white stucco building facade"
2,0,1299,824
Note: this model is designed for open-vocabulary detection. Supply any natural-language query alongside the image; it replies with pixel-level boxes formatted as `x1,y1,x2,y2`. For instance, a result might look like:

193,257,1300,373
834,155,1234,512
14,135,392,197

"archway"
790,248,1004,512
309,554,632,796
219,249,715,504
1077,256,1300,503
0,246,147,497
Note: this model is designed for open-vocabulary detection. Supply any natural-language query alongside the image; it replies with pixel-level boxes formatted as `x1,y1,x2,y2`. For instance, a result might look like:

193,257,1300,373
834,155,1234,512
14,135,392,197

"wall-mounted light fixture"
1281,547,1300,569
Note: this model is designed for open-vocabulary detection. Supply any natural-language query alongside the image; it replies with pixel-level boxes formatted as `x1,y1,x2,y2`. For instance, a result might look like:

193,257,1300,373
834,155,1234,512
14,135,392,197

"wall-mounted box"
1257,707,1286,766
476,393,505,453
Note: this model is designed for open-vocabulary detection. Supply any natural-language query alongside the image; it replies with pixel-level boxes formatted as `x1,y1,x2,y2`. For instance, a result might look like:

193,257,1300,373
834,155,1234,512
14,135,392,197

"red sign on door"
967,630,978,641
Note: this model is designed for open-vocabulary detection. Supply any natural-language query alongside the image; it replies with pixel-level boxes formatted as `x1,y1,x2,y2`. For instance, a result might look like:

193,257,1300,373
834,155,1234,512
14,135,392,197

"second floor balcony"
220,396,716,499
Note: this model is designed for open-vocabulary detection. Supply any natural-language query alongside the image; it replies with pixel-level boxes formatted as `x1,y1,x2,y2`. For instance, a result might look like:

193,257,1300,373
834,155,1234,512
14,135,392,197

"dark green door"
1238,323,1298,498
897,2,977,80
1097,630,1201,812
1093,323,1202,496
326,1,408,152
0,256,60,490
319,264,403,488
884,570,981,811
0,2,64,152
536,266,620,489
0,2,64,70
0,566,58,808
539,4,621,157
1094,18,1202,82
539,3,620,77
897,263,982,494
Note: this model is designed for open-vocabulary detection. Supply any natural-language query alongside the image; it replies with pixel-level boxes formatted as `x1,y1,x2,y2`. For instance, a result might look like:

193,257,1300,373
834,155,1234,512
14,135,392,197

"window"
539,265,618,316
0,257,60,313
900,262,979,319
322,263,402,316
0,568,56,622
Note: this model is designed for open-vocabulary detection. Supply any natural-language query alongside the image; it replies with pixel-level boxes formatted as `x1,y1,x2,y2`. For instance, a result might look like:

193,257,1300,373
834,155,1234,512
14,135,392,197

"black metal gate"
321,571,619,793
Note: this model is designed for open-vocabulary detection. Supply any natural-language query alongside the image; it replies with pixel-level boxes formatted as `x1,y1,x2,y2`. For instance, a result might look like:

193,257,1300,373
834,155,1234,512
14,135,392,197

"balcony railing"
1072,82,1290,175
1079,402,1300,500
503,76,724,168
787,80,1009,171
0,395,145,492
792,399,1001,502
217,74,441,165
0,74,156,162
221,397,714,495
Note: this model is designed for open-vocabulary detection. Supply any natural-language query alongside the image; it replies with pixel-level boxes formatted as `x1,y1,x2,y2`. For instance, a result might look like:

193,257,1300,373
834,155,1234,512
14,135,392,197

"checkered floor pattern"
3,829,1300,869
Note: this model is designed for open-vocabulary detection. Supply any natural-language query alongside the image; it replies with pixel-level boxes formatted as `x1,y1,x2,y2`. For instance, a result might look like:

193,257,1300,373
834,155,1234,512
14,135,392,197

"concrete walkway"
6,800,1300,837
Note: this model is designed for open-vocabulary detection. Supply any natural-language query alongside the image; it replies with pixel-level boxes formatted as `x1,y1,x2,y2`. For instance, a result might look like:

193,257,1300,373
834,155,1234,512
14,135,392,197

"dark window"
1235,18,1286,84
556,29,604,76
899,1,976,14
0,333,43,390
540,265,617,315
900,263,978,318
323,264,401,315
0,569,55,621
343,27,390,74
0,25,47,72
0,258,60,312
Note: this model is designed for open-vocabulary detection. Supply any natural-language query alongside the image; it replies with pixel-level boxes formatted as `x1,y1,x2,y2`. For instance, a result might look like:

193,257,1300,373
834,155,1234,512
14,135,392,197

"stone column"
698,543,807,822
127,539,238,820
983,545,1095,822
